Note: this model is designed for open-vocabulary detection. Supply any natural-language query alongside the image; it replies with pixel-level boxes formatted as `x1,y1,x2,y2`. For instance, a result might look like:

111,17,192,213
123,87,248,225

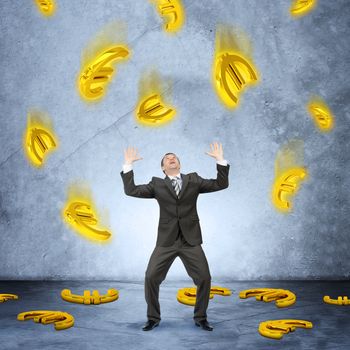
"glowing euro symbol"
308,101,334,131
152,0,184,32
0,294,18,303
259,319,313,340
64,201,111,241
137,94,175,124
272,167,307,212
61,289,119,305
240,288,296,308
290,0,317,17
323,296,350,306
17,310,74,330
25,127,57,167
34,0,56,16
78,46,129,101
214,52,258,108
177,286,231,306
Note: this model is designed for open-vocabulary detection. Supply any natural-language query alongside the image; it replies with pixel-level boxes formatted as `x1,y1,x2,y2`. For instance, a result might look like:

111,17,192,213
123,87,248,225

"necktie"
171,176,181,196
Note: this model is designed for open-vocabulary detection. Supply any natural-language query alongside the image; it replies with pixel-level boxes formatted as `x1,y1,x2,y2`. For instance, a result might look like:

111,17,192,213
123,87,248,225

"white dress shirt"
122,159,228,174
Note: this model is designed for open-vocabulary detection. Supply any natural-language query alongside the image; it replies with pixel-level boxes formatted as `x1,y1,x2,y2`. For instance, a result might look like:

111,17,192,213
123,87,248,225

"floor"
0,280,349,350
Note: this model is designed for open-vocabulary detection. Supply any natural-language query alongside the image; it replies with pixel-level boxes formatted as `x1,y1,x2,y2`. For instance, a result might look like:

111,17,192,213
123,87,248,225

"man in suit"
120,142,230,331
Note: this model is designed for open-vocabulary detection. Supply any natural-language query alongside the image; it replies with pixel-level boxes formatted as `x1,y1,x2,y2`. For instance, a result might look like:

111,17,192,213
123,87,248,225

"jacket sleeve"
197,163,230,193
120,170,155,198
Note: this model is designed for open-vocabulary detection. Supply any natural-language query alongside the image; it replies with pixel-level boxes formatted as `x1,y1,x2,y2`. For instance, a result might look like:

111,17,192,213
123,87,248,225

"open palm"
205,142,224,161
124,146,143,165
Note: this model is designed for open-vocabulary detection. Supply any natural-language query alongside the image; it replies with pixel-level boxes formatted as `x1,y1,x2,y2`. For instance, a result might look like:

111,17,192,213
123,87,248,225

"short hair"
161,153,180,174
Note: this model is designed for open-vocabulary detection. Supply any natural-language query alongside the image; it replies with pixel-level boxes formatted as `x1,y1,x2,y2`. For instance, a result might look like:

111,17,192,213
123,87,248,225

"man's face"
162,153,180,174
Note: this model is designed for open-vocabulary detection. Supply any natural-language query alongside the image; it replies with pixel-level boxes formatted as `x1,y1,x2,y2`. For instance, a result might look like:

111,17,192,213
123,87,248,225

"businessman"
120,142,230,331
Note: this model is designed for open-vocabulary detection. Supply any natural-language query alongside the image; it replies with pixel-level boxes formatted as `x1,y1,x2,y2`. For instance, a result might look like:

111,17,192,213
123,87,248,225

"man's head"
161,153,181,176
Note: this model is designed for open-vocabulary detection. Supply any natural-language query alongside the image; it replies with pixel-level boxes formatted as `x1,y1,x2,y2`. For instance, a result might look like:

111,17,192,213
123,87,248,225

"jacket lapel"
179,174,188,199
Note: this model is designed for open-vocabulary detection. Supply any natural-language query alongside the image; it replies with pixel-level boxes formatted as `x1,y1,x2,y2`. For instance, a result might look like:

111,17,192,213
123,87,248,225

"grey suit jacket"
120,163,230,247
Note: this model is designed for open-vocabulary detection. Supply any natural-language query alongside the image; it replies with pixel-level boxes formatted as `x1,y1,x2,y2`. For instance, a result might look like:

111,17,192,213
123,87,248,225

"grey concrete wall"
0,0,349,280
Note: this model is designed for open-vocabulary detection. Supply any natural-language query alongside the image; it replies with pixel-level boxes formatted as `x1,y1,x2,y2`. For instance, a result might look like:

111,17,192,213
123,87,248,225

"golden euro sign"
64,201,111,241
0,294,18,303
25,127,57,167
290,0,317,17
214,52,258,108
17,310,74,331
78,46,129,101
137,94,175,124
61,289,119,305
34,0,56,16
259,319,313,340
323,296,350,306
177,286,231,306
239,288,296,308
152,0,184,32
307,101,334,131
272,167,307,212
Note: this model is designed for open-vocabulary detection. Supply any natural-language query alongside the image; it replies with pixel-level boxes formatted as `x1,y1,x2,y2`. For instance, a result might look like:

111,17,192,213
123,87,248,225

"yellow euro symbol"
17,310,74,331
0,294,18,303
240,288,296,308
323,296,350,306
78,46,129,101
259,319,313,340
307,100,334,131
272,167,307,212
64,201,111,241
177,287,214,306
25,127,57,167
214,52,258,108
34,0,56,17
239,288,276,299
290,0,317,17
152,0,184,32
137,94,175,125
61,289,119,305
210,286,232,296
177,286,231,306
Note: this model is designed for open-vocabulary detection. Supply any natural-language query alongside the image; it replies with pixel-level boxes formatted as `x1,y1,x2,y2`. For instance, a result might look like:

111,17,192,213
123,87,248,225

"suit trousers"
144,228,212,322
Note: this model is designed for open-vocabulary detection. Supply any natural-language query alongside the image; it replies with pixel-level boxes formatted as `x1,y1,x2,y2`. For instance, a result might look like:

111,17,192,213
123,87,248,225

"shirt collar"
167,173,181,180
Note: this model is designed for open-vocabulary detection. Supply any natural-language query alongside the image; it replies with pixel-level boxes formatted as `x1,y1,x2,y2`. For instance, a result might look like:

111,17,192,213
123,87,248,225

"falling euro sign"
214,52,258,108
290,0,317,17
152,0,184,32
272,167,308,212
26,127,57,167
78,46,129,101
34,0,56,16
137,94,175,124
308,101,334,131
64,201,111,241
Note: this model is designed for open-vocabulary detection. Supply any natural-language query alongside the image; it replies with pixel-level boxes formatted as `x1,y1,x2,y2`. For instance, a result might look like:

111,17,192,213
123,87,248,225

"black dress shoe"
142,320,160,331
195,319,213,331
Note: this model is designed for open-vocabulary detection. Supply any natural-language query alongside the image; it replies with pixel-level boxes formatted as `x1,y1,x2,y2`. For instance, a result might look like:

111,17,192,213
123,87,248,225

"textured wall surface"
0,0,349,280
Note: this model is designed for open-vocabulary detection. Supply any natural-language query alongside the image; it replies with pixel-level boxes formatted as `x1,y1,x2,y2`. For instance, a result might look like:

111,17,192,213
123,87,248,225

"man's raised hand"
205,142,224,161
124,146,143,165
